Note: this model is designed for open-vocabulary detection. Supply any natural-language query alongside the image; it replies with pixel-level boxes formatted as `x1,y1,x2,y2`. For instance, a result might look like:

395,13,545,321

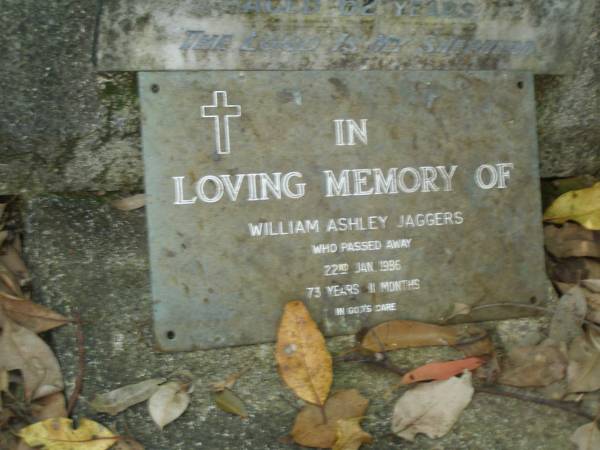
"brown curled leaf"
292,389,369,448
0,296,69,333
360,320,482,352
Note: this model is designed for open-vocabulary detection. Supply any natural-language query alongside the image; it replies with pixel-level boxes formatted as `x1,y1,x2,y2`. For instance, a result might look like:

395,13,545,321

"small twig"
455,331,489,347
337,351,406,376
475,386,595,421
67,312,85,417
447,303,600,332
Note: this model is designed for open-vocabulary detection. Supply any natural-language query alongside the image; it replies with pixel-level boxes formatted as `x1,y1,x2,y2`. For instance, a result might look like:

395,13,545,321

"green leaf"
214,388,248,418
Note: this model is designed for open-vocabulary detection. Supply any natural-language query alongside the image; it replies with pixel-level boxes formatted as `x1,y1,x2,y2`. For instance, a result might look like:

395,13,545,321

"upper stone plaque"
140,71,547,351
97,0,593,74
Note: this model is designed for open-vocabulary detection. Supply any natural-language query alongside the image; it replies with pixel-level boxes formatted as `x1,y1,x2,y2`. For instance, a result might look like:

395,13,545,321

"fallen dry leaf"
332,417,373,450
276,300,332,406
148,381,191,430
360,320,482,352
549,286,587,343
32,392,67,420
544,182,600,230
90,378,165,416
567,329,600,393
0,262,23,297
401,357,485,384
548,258,600,284
0,310,63,400
19,418,117,450
457,333,496,357
544,223,600,258
291,389,369,448
0,296,69,333
581,279,600,323
111,194,146,211
571,421,600,450
0,244,29,283
2,433,19,450
498,343,567,387
392,371,474,441
443,303,472,321
583,290,600,324
0,368,7,392
0,369,6,412
214,388,248,418
583,279,600,293
211,369,247,392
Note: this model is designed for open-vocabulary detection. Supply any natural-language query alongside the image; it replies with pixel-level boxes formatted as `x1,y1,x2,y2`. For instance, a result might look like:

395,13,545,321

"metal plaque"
140,71,547,351
97,0,593,74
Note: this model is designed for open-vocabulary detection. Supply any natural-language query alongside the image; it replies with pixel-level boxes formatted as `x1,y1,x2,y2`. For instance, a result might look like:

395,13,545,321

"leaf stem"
475,386,594,421
447,303,600,332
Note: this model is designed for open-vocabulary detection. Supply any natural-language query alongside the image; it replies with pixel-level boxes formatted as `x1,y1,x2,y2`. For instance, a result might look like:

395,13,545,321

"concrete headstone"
139,71,546,350
96,0,594,73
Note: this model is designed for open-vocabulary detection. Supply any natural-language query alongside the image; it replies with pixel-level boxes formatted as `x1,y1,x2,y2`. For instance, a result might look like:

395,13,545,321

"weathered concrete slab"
0,1,143,195
1,0,598,197
536,1,600,178
96,0,595,74
140,71,547,350
23,194,586,449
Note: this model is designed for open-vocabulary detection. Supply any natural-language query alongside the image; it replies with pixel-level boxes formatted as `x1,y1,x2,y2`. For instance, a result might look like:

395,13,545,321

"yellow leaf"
332,418,373,450
276,301,332,405
18,418,117,450
543,182,600,230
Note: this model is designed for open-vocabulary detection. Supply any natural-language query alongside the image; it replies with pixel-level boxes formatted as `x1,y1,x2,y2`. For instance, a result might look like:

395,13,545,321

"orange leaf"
276,301,332,405
401,357,486,385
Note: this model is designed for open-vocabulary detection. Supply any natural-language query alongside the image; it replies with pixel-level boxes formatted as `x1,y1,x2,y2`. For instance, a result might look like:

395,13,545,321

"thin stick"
475,386,595,421
345,351,595,421
67,312,85,417
446,303,600,332
338,351,406,376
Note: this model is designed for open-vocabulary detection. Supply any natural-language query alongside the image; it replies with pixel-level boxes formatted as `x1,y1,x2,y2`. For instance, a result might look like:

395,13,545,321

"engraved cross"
201,91,241,155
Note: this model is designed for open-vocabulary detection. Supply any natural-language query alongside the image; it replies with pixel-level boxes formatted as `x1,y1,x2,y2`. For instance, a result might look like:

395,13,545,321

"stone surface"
536,0,600,178
96,0,594,74
0,0,143,195
23,194,586,449
0,1,598,196
140,70,547,350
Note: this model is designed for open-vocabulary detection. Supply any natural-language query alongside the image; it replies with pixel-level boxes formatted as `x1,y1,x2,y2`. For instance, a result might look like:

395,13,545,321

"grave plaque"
97,0,594,74
139,71,547,351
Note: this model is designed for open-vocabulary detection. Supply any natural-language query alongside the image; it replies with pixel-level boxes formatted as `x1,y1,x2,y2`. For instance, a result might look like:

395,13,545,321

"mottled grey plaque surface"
140,71,547,351
97,0,593,74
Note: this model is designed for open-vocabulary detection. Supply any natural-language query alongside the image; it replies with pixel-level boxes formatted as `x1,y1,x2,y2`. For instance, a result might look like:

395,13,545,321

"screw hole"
517,81,524,89
529,296,537,304
166,330,175,340
151,84,160,93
